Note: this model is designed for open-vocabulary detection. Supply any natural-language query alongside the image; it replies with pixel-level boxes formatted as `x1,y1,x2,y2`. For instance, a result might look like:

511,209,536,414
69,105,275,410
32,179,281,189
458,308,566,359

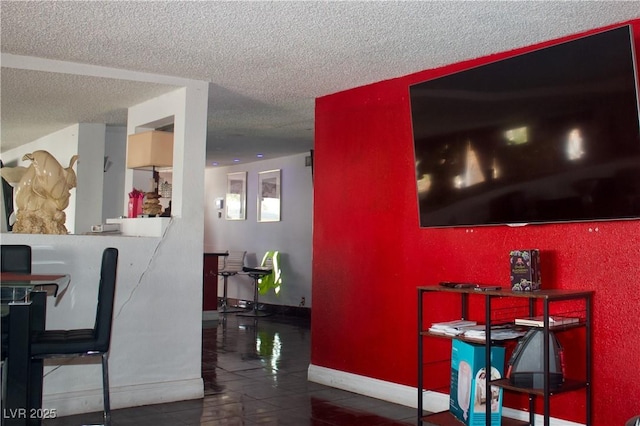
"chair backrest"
261,253,273,269
1,244,32,274
260,250,280,270
219,251,246,273
94,247,118,352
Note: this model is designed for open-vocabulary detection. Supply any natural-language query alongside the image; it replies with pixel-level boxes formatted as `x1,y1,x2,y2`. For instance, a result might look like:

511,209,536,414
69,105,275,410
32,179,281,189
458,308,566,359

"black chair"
1,245,32,361
30,247,118,426
1,244,32,274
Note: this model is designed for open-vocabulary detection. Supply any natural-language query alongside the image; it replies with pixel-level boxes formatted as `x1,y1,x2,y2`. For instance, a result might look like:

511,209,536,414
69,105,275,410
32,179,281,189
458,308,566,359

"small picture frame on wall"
225,171,246,220
258,169,281,222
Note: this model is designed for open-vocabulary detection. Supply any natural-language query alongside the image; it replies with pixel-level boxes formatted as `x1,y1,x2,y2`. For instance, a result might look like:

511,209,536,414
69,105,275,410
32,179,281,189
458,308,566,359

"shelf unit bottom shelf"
492,378,588,396
421,411,528,426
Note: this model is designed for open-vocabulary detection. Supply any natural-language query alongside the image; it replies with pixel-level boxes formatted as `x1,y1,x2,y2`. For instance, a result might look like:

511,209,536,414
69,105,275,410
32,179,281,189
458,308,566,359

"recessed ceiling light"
233,159,240,162
212,162,219,166
256,154,264,158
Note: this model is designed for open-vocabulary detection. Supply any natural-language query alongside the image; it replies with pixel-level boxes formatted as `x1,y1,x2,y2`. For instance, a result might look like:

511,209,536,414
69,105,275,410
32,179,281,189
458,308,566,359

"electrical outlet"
299,297,305,307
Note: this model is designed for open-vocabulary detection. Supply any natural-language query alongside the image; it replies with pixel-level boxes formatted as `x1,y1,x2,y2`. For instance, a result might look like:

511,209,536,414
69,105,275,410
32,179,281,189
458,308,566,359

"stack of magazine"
462,324,525,342
428,320,477,336
429,320,525,341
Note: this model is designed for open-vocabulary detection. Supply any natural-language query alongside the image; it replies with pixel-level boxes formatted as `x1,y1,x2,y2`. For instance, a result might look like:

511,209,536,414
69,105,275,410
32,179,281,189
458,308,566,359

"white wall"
102,126,127,221
0,232,205,415
75,124,107,233
204,153,314,307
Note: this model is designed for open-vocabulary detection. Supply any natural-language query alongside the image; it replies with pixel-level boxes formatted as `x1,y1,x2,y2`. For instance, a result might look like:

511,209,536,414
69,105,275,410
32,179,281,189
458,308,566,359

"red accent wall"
312,20,640,425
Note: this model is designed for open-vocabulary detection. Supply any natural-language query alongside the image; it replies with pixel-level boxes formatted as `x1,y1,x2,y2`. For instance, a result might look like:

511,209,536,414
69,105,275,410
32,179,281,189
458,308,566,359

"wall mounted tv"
410,25,640,228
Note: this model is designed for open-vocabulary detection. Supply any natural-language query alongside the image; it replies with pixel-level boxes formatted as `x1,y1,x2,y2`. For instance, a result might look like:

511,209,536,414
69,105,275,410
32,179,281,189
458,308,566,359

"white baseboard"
42,377,204,417
307,364,583,426
308,364,423,409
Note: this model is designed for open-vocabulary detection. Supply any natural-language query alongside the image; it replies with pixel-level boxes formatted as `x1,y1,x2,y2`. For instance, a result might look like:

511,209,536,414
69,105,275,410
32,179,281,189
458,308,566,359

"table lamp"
126,130,173,194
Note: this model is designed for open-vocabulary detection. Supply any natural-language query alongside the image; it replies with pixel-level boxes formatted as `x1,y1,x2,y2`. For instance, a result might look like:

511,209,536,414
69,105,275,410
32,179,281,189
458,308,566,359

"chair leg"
252,276,260,314
219,274,243,314
101,352,111,426
222,275,229,306
28,292,47,425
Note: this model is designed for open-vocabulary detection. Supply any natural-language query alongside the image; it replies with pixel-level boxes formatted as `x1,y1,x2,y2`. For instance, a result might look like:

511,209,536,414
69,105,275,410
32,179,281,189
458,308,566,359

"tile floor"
44,313,416,425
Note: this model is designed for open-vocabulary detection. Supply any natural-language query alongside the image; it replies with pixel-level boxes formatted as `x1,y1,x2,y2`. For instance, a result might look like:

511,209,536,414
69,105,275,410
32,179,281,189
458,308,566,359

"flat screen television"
410,25,640,228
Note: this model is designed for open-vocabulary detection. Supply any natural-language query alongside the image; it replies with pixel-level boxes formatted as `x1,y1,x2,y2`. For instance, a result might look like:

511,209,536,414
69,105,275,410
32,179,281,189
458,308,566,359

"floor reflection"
45,314,415,425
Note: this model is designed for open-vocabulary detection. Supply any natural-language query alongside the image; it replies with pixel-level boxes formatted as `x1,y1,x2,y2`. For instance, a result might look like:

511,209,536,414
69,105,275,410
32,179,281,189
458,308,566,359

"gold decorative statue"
0,151,78,234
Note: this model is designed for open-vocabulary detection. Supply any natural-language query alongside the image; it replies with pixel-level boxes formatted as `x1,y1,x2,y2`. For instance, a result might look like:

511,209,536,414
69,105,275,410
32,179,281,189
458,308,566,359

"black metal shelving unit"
417,286,593,426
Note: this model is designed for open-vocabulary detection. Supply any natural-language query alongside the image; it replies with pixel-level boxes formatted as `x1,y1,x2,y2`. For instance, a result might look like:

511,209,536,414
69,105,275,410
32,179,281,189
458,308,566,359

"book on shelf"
514,315,579,327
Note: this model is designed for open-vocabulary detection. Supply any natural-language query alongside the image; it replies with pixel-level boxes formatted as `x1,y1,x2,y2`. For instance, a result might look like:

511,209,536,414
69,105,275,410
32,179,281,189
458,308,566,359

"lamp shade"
126,130,173,169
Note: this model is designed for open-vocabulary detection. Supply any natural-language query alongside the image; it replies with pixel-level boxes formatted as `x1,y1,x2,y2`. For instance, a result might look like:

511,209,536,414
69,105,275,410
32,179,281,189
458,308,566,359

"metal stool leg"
218,273,244,314
102,352,111,426
237,273,272,317
220,274,230,310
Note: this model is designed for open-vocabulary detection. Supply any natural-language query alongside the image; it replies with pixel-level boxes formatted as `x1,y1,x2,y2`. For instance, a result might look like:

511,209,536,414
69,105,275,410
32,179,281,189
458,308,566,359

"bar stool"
238,266,273,317
217,251,246,314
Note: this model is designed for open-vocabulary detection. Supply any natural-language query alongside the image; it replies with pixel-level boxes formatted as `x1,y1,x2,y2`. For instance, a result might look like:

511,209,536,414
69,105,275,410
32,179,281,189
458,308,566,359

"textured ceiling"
1,1,638,167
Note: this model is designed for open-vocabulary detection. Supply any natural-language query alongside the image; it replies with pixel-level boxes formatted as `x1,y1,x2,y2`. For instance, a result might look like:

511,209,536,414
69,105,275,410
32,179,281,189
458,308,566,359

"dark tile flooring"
44,314,416,425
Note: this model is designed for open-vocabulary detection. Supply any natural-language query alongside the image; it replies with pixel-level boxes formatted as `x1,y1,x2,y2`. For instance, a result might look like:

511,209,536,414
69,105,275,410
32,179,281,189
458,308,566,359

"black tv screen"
410,25,640,228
